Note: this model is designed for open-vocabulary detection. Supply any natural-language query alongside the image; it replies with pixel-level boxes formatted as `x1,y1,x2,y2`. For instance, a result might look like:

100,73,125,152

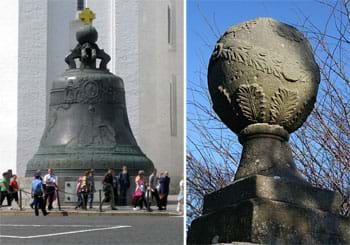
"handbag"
133,188,142,197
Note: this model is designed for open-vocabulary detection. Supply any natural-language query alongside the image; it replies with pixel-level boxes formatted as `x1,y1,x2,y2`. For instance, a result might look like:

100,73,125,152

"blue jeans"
76,192,88,209
88,192,94,208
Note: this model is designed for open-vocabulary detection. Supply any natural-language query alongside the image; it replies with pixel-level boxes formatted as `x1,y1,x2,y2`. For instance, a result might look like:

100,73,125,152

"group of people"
83,167,174,212
132,168,171,211
0,168,58,216
0,169,20,209
1,166,183,215
30,168,57,216
98,166,131,210
75,166,131,211
75,169,96,210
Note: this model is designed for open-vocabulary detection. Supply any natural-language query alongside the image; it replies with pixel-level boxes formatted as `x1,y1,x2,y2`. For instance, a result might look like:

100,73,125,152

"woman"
132,170,149,211
159,171,170,210
9,175,19,209
176,178,184,213
75,170,89,210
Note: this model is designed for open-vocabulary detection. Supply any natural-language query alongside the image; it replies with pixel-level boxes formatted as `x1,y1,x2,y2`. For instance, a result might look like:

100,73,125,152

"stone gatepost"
187,18,349,244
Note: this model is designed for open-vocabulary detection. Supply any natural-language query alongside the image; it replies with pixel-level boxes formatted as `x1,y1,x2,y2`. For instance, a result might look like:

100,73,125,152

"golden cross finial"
79,8,95,25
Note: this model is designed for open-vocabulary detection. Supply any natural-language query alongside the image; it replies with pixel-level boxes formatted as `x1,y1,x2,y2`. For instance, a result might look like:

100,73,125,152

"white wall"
138,0,184,190
17,0,48,176
112,0,140,138
0,0,18,175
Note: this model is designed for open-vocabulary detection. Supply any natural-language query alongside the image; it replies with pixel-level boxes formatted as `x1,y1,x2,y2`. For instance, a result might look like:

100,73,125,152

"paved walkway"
0,215,184,245
0,195,183,217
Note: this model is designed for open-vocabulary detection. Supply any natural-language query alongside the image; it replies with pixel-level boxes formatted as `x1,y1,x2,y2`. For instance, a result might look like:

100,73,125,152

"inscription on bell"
50,78,125,106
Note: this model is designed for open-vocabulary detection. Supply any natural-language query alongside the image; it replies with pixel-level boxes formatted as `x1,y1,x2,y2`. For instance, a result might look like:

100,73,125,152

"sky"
186,0,332,155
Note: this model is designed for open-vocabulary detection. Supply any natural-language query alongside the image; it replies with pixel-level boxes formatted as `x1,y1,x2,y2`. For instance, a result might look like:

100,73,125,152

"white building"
0,0,183,191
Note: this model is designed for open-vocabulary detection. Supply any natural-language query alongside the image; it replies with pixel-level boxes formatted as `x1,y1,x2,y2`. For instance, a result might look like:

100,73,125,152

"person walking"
7,169,13,178
118,166,130,206
43,168,57,211
100,169,117,211
31,172,48,216
176,178,184,213
9,175,20,209
132,170,149,211
75,171,89,210
87,169,96,209
30,170,42,209
113,171,119,206
145,182,153,212
75,175,83,210
159,171,170,210
0,172,11,208
149,168,161,210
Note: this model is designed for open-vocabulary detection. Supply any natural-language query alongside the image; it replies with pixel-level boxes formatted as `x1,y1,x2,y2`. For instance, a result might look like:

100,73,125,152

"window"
170,75,177,136
168,5,171,44
77,0,85,11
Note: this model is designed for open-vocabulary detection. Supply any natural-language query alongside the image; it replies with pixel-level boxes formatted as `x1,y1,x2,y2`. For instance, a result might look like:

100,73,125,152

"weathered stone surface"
208,17,320,134
189,17,350,245
203,175,342,215
214,242,263,245
234,123,305,181
188,197,350,244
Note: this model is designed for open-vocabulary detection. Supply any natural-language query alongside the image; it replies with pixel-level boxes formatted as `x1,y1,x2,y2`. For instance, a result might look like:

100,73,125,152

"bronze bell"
25,24,154,177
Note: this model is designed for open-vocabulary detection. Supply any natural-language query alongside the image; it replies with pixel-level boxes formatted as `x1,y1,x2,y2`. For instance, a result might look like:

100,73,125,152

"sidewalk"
0,195,183,217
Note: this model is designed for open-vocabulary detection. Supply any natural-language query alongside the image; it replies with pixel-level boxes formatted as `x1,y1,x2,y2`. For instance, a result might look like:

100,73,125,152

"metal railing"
1,187,110,213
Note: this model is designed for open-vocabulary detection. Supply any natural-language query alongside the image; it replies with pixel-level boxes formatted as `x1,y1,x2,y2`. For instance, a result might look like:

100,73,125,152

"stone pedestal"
187,175,350,244
189,17,350,244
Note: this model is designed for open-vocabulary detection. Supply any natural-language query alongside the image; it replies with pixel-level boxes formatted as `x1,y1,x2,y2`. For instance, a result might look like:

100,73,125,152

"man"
118,166,130,205
0,172,11,207
149,168,161,210
113,171,118,206
43,168,57,210
7,169,13,178
30,170,42,209
159,171,171,210
31,172,48,216
100,169,117,211
87,169,95,209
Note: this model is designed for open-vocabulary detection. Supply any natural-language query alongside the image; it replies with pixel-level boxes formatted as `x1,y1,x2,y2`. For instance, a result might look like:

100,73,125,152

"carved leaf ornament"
236,84,266,123
219,83,300,127
212,42,311,83
270,88,298,125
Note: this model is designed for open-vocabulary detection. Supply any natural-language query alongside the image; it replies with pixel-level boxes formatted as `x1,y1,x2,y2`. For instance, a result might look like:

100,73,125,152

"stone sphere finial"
208,17,320,134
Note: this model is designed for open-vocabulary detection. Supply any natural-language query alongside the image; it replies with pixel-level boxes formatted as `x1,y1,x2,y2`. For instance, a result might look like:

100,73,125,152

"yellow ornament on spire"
79,7,95,25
